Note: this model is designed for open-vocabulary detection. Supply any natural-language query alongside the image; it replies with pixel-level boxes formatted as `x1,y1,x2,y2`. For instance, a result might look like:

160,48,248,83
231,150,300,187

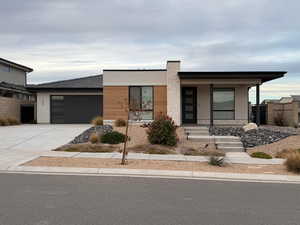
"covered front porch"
177,71,286,127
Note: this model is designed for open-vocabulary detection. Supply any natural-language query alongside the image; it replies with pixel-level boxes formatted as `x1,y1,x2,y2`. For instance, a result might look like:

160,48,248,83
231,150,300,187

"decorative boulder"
243,123,258,132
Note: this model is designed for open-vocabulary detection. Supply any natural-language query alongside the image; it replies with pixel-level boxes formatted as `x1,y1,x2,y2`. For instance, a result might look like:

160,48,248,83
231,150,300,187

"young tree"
119,98,143,165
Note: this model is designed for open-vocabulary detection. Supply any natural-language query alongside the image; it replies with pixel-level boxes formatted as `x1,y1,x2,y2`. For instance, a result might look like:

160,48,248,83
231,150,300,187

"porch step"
184,127,209,136
185,130,209,135
217,146,245,153
216,142,243,148
188,135,240,142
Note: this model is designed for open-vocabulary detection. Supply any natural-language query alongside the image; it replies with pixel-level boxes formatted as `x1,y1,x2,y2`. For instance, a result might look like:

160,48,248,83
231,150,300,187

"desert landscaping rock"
243,123,258,132
70,125,113,144
211,127,293,148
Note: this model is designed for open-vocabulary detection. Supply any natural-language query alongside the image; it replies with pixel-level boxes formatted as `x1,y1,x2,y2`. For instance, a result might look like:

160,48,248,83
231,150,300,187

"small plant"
251,152,272,159
274,112,284,126
91,116,103,126
147,115,178,146
101,131,127,144
89,133,100,144
209,156,225,167
115,118,126,127
285,152,300,173
7,118,20,125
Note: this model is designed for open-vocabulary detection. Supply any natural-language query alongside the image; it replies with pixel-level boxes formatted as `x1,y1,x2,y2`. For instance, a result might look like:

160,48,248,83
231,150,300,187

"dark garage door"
51,95,102,124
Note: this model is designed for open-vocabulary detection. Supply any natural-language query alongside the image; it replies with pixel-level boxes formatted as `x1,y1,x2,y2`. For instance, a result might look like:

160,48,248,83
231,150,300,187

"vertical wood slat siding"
103,86,167,120
154,86,167,119
103,86,129,120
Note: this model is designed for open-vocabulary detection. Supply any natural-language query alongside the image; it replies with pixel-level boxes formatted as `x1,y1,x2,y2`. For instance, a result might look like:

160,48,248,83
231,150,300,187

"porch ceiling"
178,71,287,83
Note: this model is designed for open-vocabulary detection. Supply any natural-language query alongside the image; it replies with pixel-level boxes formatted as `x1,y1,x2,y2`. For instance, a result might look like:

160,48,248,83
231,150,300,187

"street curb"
1,166,300,184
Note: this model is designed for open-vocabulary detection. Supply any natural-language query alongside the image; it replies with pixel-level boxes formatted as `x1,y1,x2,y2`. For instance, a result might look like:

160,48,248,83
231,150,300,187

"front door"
182,87,197,124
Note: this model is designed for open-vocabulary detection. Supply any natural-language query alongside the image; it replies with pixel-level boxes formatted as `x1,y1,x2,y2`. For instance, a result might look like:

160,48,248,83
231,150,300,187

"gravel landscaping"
69,125,113,144
211,127,293,148
247,135,300,157
24,156,293,175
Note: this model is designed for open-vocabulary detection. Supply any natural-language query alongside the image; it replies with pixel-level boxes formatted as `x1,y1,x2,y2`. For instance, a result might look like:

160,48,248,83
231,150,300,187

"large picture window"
129,86,153,120
213,88,235,120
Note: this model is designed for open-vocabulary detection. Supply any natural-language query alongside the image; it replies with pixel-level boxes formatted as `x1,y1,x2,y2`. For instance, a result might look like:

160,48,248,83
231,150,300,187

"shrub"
54,143,117,153
147,145,176,154
147,115,178,146
276,149,300,158
285,152,300,173
250,152,272,159
7,118,20,125
101,131,127,144
89,133,100,144
115,118,126,127
274,112,284,126
91,116,103,126
209,156,225,167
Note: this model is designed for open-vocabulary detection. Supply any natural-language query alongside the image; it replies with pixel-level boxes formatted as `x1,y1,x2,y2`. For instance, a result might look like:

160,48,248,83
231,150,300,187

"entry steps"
184,126,244,152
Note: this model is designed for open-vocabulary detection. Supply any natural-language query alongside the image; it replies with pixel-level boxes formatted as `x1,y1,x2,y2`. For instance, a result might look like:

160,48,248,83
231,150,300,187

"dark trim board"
178,71,286,83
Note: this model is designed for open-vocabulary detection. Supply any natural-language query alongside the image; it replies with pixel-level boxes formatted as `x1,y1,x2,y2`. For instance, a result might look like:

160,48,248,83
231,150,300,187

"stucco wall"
167,61,181,125
194,84,249,125
0,64,26,86
103,70,167,86
267,102,299,127
36,92,102,123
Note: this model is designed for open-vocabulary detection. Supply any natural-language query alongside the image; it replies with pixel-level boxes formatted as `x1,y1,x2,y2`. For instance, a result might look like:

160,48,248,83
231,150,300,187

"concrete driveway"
0,124,90,169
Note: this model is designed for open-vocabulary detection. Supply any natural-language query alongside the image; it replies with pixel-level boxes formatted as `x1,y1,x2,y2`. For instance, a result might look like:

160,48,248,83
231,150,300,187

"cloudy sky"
1,0,299,102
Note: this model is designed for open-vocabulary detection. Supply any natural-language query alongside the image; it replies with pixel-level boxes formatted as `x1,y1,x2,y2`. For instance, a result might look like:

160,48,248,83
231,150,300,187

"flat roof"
178,71,287,83
0,58,33,73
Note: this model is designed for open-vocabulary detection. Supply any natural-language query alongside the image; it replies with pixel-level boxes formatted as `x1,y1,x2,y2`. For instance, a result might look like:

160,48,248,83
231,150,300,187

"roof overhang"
178,71,287,83
0,58,33,73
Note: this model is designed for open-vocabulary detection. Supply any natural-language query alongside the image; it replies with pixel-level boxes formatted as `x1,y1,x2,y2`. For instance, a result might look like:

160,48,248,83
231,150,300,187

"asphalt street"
0,173,300,225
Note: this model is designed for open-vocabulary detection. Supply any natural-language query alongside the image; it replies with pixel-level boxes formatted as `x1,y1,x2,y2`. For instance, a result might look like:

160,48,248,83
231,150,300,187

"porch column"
256,84,260,126
210,84,214,128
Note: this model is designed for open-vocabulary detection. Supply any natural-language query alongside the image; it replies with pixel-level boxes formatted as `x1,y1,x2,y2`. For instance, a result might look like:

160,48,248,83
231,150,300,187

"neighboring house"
0,58,35,122
31,60,286,125
266,95,300,127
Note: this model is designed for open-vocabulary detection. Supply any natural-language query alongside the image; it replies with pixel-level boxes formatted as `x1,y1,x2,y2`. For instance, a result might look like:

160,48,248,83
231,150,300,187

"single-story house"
0,58,35,122
30,60,286,126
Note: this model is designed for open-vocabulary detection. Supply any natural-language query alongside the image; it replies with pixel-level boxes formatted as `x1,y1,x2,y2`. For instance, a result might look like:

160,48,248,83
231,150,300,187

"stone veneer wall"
0,96,21,120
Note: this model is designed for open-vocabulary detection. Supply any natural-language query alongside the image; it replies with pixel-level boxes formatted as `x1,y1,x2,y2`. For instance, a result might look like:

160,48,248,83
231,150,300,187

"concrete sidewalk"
3,165,300,184
39,151,285,165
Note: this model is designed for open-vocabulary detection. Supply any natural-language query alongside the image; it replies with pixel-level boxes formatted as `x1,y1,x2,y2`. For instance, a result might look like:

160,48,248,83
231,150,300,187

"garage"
50,95,102,124
28,75,103,124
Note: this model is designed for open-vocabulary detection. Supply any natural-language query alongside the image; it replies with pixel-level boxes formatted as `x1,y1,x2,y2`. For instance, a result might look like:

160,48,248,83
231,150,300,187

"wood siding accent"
154,86,167,119
103,86,167,121
103,86,129,120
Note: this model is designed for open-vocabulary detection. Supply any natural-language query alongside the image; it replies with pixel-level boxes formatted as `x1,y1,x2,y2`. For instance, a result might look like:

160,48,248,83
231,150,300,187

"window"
1,65,11,72
213,88,235,120
129,86,153,120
